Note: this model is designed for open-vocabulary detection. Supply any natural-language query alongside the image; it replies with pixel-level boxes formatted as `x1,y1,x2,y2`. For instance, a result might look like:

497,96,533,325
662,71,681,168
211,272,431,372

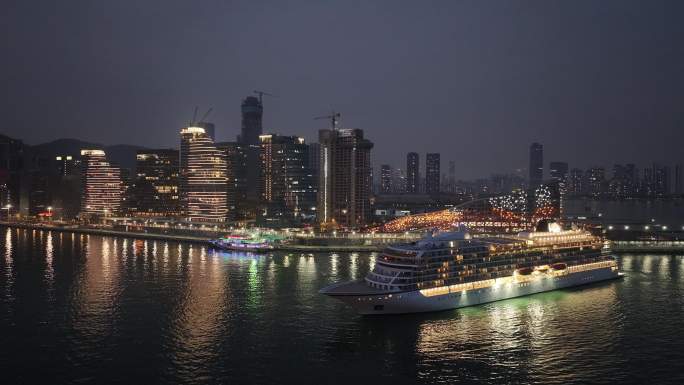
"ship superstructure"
321,222,620,314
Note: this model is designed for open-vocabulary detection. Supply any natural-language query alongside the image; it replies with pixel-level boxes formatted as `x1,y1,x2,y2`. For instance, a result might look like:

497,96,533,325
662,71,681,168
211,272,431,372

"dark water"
565,198,684,225
1,228,683,385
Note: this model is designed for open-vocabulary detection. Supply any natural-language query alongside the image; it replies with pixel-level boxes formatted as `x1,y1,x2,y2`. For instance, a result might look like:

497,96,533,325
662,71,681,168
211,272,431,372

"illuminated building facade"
318,128,374,228
567,168,584,195
380,164,392,194
132,149,180,216
425,153,440,194
406,152,419,193
549,161,568,212
586,167,606,197
180,127,227,222
259,134,316,226
80,149,122,216
529,142,543,189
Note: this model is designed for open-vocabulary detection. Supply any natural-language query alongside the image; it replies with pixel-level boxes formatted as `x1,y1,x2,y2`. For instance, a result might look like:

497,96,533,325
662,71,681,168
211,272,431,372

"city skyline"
4,1,684,179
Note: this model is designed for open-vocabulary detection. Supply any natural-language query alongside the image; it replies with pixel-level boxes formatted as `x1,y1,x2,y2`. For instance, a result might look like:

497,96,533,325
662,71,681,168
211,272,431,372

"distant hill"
30,138,147,170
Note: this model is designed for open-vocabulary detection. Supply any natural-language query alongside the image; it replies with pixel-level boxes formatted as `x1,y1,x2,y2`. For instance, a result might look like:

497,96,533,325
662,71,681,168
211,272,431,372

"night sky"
3,0,683,179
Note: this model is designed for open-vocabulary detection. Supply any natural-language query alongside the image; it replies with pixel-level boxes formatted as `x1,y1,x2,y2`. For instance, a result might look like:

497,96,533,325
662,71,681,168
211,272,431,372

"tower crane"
254,90,276,103
314,111,341,130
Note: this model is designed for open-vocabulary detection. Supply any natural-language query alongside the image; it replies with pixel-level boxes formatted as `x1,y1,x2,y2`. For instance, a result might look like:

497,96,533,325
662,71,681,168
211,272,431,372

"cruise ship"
320,221,621,314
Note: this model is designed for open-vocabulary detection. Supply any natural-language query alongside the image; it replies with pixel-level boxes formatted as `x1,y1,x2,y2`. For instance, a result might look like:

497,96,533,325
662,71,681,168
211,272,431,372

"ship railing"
566,260,616,274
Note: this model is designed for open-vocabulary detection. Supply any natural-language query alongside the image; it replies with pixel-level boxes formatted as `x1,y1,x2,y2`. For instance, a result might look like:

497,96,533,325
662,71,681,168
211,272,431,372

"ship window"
374,305,384,311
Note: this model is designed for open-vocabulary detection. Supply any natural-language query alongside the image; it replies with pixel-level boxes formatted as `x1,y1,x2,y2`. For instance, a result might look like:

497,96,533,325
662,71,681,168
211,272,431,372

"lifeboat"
516,267,534,275
550,263,567,270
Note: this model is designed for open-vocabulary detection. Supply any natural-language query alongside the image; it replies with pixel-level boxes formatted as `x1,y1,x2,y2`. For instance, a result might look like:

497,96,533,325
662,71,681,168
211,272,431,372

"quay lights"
624,225,630,230
662,226,668,231
644,226,650,230
608,225,614,230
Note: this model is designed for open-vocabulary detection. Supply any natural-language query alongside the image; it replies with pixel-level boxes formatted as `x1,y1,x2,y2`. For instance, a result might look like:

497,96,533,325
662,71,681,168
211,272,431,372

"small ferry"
320,220,621,315
209,231,283,252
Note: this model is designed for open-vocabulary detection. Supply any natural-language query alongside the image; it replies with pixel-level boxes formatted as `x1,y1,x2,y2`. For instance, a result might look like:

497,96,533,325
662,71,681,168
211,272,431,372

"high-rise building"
675,164,682,194
131,149,180,216
318,128,374,228
259,134,316,226
0,134,26,215
50,154,81,219
80,149,121,217
237,96,264,218
447,160,456,193
380,164,392,194
308,143,320,175
425,153,440,194
406,152,419,193
609,163,638,199
567,168,583,195
529,143,543,189
215,141,242,221
586,167,606,198
548,161,568,213
193,121,215,141
549,162,568,184
180,126,227,222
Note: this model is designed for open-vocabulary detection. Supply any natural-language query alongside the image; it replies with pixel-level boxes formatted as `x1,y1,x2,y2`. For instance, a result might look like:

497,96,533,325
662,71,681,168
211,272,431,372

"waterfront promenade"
0,221,389,252
3,221,684,253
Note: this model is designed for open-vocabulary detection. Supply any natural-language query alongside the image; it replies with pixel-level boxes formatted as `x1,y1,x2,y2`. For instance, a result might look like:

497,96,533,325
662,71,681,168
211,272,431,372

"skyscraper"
132,149,180,216
425,153,440,194
406,152,419,193
549,161,568,213
447,160,456,193
549,162,568,183
180,126,227,222
529,143,543,189
318,128,373,228
80,149,121,217
586,167,606,197
259,134,316,226
237,96,264,219
380,164,392,194
675,164,682,194
567,168,584,195
215,141,242,221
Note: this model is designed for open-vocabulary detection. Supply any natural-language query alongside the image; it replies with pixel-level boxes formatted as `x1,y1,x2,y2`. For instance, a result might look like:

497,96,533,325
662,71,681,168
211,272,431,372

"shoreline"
4,222,684,254
0,222,382,252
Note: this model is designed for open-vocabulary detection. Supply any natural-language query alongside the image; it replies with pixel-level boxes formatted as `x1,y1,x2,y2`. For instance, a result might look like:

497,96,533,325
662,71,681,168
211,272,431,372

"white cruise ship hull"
331,267,620,315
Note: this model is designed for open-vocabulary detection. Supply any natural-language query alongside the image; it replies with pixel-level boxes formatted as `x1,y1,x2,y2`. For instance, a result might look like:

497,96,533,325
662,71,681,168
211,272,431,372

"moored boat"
320,221,621,315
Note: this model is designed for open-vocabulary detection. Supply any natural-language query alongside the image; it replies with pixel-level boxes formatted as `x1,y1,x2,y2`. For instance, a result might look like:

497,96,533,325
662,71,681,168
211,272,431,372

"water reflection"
0,229,682,384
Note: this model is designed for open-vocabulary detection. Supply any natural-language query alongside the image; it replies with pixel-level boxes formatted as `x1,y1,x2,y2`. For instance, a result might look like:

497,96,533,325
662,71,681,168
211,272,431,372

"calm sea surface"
1,227,683,385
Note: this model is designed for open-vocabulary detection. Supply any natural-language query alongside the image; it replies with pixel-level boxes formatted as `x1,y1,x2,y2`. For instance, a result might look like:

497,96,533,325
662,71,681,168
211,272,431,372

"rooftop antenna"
314,111,341,130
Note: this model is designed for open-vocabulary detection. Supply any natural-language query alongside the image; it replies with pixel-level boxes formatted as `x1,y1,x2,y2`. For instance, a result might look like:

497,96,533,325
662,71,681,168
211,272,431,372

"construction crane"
314,111,341,130
254,90,276,103
189,106,213,125
199,107,213,122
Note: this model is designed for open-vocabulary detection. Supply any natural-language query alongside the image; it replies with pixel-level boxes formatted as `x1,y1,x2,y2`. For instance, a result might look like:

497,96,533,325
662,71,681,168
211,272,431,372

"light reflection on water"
0,228,682,385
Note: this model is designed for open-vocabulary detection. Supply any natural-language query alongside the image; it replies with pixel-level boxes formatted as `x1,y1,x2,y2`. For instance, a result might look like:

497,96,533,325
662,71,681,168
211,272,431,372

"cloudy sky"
2,0,683,178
